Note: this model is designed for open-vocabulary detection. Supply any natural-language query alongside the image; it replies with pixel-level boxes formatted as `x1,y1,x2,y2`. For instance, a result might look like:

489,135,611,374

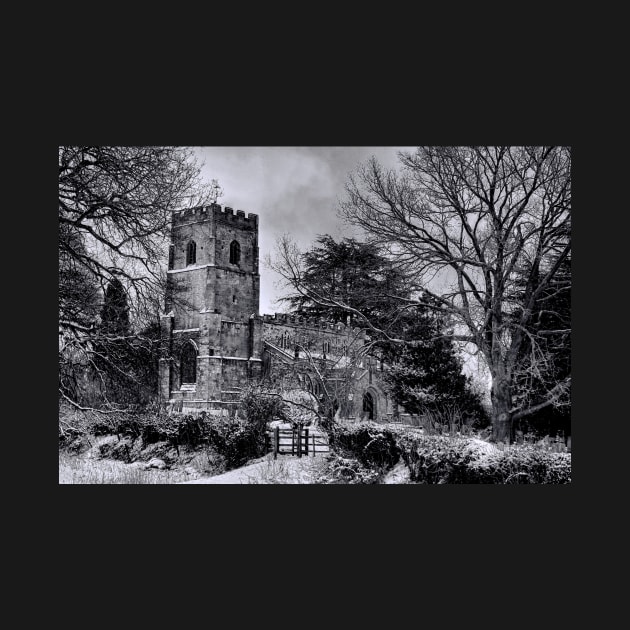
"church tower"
159,203,263,411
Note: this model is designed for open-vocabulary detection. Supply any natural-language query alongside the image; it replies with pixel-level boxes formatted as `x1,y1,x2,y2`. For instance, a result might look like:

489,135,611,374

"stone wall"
159,206,399,420
260,313,365,359
160,204,261,407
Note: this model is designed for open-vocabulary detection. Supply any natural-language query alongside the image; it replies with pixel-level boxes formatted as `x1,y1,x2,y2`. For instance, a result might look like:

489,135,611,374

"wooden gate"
265,425,329,459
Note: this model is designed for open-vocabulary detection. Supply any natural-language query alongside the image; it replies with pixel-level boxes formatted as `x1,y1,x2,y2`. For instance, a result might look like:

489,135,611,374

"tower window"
168,245,175,270
186,240,197,266
180,341,197,385
229,240,241,264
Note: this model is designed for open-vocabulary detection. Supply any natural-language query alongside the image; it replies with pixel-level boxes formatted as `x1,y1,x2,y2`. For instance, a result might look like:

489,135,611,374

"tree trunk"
491,375,513,443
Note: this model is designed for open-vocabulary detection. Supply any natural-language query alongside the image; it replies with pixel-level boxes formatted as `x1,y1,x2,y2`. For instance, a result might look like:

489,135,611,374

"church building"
159,203,395,421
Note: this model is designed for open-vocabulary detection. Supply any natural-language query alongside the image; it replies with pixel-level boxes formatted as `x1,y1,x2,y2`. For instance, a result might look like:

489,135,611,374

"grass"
59,440,330,485
59,451,197,484
244,454,331,484
60,421,570,484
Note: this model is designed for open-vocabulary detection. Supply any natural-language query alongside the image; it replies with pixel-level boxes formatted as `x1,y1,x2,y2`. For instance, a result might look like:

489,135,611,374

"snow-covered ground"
61,426,537,484
180,453,330,484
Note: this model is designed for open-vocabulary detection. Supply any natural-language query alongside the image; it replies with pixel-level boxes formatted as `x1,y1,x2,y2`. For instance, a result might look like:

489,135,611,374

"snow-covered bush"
313,454,381,484
327,421,571,483
239,385,286,432
396,433,571,484
281,388,319,427
330,422,400,471
205,415,267,470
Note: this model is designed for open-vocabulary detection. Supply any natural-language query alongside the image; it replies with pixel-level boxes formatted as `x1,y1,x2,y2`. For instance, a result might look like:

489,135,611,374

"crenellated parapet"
172,203,258,228
259,312,364,336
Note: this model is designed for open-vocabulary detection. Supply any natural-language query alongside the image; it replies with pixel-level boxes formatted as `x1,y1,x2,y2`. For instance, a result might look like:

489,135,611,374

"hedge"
328,422,571,484
59,409,267,471
329,422,401,471
396,433,571,484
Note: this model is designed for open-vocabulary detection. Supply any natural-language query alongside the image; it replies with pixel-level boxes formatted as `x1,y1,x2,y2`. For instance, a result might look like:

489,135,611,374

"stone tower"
159,203,263,411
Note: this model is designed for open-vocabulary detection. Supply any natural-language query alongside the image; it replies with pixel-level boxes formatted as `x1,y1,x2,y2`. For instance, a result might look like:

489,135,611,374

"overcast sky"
194,147,415,314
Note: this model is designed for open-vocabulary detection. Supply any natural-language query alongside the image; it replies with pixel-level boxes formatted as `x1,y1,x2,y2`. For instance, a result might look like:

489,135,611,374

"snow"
180,454,328,484
465,437,499,458
167,264,215,274
381,461,411,484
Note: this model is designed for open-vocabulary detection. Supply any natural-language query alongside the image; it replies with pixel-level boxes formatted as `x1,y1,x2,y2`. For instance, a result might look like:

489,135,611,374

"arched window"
168,244,175,270
279,331,289,349
332,399,340,416
304,374,313,393
180,341,197,385
186,240,197,266
363,392,375,420
229,240,241,264
323,341,331,354
314,380,323,398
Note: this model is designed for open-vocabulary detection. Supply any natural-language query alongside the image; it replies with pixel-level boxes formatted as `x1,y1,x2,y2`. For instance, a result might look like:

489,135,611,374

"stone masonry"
159,202,395,420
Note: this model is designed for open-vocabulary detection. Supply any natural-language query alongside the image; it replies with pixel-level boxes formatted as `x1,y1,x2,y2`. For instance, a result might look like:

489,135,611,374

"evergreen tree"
281,235,409,323
100,278,130,336
378,304,487,423
280,235,486,422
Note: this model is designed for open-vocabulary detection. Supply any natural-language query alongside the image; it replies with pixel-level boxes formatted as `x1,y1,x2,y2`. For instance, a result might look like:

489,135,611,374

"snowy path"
179,453,329,484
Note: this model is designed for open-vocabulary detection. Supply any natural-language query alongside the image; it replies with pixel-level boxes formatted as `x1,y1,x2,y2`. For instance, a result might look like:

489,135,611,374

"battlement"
259,312,363,335
172,203,258,227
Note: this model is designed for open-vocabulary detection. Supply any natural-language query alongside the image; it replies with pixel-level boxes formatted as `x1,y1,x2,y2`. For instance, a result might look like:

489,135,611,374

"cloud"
195,146,414,313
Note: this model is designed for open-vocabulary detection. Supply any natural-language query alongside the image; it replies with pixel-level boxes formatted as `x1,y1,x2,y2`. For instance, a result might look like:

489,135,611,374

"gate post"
274,426,279,460
296,423,302,458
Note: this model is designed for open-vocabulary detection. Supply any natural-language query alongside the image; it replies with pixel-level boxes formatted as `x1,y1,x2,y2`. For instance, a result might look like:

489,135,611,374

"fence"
265,426,330,459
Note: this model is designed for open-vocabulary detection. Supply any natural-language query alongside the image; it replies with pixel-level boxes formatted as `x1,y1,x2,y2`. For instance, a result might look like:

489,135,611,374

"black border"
43,71,589,609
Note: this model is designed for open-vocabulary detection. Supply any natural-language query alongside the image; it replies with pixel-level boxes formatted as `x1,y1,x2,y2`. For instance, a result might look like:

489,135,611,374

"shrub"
330,422,400,471
239,385,286,432
396,433,571,484
59,404,269,471
396,434,476,483
313,454,381,484
205,416,266,469
326,421,571,483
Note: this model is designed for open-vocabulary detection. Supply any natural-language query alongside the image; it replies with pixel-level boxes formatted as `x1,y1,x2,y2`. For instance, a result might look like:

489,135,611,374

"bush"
135,412,266,469
396,433,571,484
396,434,476,483
325,421,570,483
239,385,286,431
330,422,400,471
314,454,381,484
205,416,267,469
59,405,267,470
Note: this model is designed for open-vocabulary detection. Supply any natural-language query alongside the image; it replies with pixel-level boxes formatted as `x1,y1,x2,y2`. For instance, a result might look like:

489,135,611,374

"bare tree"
342,147,571,442
59,146,213,410
271,147,571,443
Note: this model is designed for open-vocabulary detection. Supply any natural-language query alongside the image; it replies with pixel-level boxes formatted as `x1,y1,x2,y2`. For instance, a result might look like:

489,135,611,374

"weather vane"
210,179,224,204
